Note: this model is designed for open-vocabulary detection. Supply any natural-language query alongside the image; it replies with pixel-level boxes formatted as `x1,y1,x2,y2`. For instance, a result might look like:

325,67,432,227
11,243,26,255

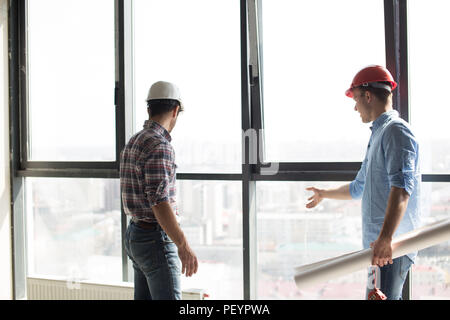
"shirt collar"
370,110,399,132
143,120,172,142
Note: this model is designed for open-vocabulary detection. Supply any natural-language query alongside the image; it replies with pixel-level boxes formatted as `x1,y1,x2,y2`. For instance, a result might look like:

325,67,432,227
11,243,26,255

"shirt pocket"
370,152,390,187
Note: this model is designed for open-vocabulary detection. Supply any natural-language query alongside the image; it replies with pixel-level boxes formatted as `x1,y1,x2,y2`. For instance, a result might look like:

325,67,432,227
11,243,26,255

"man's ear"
172,106,180,118
365,91,372,103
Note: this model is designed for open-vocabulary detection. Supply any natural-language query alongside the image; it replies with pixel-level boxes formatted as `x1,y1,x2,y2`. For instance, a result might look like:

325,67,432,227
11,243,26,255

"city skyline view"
20,0,450,301
26,176,450,299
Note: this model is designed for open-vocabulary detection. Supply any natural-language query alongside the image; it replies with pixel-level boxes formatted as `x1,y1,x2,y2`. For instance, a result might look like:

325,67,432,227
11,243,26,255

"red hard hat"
345,65,397,98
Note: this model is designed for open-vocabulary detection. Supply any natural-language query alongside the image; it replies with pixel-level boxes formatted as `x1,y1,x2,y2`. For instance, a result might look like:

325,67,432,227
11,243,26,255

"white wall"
0,0,13,300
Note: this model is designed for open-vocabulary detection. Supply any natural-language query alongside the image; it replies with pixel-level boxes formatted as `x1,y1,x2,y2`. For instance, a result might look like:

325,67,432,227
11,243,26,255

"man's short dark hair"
356,81,392,104
147,99,183,118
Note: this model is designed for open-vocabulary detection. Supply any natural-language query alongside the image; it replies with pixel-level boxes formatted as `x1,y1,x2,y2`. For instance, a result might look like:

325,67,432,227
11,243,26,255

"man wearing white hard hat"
120,81,198,300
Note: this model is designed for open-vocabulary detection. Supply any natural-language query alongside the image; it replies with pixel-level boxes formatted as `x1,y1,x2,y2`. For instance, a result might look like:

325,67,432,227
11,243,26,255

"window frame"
9,0,450,300
16,0,124,175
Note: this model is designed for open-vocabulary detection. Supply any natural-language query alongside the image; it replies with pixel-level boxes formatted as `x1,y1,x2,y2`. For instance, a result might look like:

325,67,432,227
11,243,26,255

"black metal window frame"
9,0,450,300
243,0,450,300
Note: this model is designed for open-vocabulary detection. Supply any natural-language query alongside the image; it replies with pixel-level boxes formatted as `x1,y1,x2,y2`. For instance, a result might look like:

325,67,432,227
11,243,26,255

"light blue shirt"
349,110,421,261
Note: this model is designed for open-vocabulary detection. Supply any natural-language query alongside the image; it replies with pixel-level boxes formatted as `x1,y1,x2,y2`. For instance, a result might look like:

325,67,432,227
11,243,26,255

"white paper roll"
294,218,450,290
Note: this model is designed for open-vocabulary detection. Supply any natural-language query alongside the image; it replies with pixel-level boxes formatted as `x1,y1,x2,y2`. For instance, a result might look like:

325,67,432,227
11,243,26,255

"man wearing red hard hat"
306,65,421,300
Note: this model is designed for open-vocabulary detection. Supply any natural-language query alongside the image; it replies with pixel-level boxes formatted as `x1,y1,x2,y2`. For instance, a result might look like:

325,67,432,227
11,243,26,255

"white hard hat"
146,81,183,109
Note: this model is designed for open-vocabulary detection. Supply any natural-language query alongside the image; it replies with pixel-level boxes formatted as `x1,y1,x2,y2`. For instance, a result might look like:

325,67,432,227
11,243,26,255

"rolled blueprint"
294,218,450,290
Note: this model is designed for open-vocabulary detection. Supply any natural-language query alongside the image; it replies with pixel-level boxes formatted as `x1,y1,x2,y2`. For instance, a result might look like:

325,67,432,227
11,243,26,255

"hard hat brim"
345,88,354,98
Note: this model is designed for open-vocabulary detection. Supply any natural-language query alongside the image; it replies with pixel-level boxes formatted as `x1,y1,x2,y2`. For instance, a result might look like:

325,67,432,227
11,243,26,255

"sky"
25,0,450,171
28,0,115,160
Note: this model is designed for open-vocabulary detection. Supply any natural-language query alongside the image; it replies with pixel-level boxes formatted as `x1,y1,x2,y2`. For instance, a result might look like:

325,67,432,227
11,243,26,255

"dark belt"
132,219,160,230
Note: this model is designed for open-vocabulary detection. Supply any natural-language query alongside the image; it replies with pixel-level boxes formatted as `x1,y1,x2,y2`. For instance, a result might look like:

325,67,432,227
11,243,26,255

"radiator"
27,277,134,300
26,277,205,300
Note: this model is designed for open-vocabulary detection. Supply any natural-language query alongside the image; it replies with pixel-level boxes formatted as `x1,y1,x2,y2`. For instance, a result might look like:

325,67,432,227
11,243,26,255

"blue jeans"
124,221,181,300
366,255,413,300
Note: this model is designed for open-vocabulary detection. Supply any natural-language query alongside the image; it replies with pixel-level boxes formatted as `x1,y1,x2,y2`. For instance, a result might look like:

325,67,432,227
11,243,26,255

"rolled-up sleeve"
383,123,419,196
350,157,367,199
143,142,175,207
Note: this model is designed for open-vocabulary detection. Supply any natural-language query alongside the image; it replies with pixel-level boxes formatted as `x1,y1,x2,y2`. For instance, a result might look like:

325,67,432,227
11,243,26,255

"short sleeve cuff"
148,196,170,208
146,180,170,207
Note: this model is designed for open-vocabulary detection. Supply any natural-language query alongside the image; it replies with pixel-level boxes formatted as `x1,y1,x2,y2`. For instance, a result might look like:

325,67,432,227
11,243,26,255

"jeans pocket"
162,231,174,244
130,237,165,273
124,227,134,261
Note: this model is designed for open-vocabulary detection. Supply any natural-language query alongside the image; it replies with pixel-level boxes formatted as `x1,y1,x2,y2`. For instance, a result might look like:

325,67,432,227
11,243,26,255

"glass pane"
409,0,450,173
26,178,122,283
257,181,366,300
133,0,241,173
412,182,450,299
260,0,385,162
178,180,243,299
28,0,115,161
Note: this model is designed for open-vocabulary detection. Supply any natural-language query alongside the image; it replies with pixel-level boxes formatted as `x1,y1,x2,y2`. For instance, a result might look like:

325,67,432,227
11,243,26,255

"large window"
412,183,450,299
133,0,242,173
27,0,116,161
131,1,244,298
257,181,365,299
124,180,243,299
10,0,450,301
26,178,122,283
260,0,385,163
408,2,450,299
178,180,243,299
409,0,450,174
18,0,244,301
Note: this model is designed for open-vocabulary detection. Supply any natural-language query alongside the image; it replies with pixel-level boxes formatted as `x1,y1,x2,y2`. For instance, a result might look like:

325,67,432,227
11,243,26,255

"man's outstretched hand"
305,187,324,209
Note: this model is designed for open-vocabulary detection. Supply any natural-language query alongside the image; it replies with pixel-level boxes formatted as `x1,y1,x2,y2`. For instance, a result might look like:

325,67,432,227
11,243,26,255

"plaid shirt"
120,120,178,223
